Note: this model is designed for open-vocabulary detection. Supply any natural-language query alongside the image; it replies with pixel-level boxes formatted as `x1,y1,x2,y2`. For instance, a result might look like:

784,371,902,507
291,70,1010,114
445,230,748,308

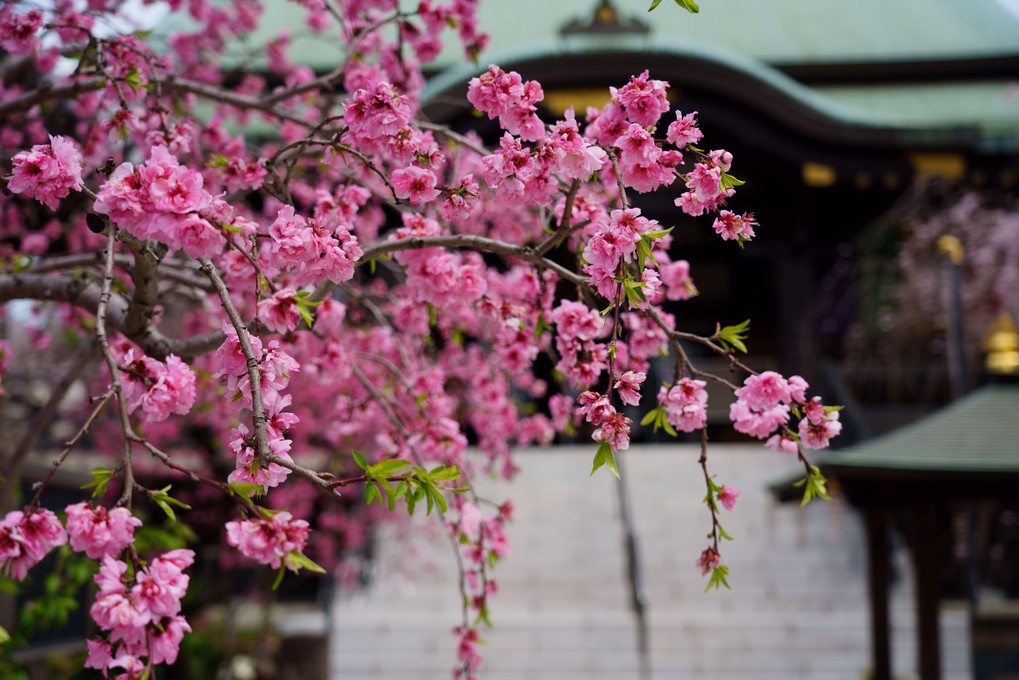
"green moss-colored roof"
152,0,1019,141
422,0,1019,68
422,41,929,130
822,383,1019,474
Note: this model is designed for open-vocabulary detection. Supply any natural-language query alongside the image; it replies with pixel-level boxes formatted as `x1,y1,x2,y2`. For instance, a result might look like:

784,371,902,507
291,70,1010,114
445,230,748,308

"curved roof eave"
422,39,981,148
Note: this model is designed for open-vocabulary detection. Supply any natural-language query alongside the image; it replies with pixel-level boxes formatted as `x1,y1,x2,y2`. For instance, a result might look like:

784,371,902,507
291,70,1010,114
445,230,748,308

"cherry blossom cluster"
550,300,609,388
86,550,195,676
214,324,301,493
65,502,142,559
730,371,842,451
0,508,66,581
658,378,709,433
576,390,633,451
94,146,231,260
7,135,84,210
0,0,849,674
449,499,512,680
115,344,198,424
266,204,363,286
225,511,311,569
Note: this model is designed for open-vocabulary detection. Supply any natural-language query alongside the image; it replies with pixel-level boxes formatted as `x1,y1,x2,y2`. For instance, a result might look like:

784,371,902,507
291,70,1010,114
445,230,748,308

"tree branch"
0,272,226,360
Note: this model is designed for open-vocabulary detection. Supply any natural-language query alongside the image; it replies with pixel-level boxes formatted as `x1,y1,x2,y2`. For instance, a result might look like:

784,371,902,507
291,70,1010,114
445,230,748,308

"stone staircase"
330,445,971,679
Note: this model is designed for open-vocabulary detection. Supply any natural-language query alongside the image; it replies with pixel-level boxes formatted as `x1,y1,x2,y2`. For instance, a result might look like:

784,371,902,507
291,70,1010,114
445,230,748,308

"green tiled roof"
822,384,1019,474
430,0,1019,67
423,41,923,129
152,1,1019,141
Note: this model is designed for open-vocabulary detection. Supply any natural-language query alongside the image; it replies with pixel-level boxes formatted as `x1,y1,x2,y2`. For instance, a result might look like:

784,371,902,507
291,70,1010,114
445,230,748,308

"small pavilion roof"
822,382,1019,482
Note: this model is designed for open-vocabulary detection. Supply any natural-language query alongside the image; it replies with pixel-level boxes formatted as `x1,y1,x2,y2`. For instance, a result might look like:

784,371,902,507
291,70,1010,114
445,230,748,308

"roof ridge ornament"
560,0,651,36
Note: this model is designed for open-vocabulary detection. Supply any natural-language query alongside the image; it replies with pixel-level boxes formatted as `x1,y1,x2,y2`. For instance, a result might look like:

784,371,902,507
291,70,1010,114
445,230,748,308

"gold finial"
595,1,617,24
984,313,1019,375
937,234,964,265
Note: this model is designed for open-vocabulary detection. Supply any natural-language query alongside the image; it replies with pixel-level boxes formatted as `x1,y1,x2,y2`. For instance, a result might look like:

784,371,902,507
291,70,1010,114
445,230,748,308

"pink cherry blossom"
614,371,646,406
659,378,709,433
765,434,799,455
258,288,304,333
803,396,828,424
717,485,740,511
225,511,311,569
392,165,440,205
713,210,757,243
0,7,44,55
660,259,698,301
787,375,809,403
613,70,670,128
593,411,632,451
66,503,142,559
459,503,482,536
118,348,197,423
735,372,791,411
576,391,613,425
344,80,412,140
8,136,84,210
0,508,67,580
696,547,721,576
799,411,843,450
666,110,703,148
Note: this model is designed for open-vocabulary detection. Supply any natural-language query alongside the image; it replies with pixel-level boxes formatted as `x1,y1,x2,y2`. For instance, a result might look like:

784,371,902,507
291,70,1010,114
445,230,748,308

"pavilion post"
911,502,942,680
865,505,892,680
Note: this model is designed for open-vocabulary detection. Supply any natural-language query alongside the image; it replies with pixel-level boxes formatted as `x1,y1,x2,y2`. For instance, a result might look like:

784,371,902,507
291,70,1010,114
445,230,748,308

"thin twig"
94,223,135,508
196,258,271,463
28,390,113,511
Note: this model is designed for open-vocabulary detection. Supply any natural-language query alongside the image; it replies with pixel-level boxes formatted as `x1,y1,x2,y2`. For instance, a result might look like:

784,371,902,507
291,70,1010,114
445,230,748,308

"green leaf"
590,441,608,476
673,0,700,12
635,238,649,271
590,441,620,478
272,566,286,590
284,550,327,574
352,451,368,470
0,624,10,644
705,564,730,591
717,319,751,353
640,407,660,427
603,447,620,479
81,467,114,499
427,464,461,482
721,172,745,188
297,305,315,329
800,466,832,506
648,0,664,9
426,484,447,514
644,227,674,239
152,485,191,523
373,459,411,476
228,482,265,498
532,312,548,340
205,154,231,169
